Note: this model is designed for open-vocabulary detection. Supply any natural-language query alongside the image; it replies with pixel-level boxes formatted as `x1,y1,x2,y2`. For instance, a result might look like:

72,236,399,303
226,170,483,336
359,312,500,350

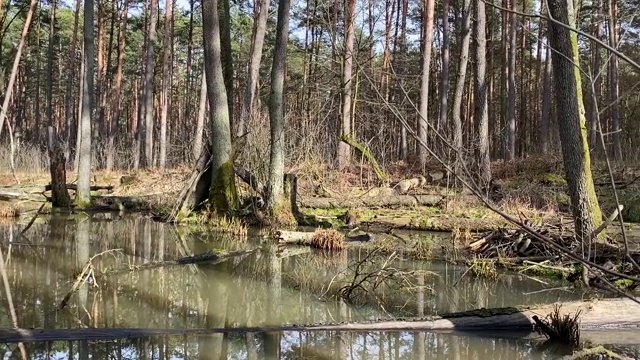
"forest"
0,0,637,174
0,0,640,356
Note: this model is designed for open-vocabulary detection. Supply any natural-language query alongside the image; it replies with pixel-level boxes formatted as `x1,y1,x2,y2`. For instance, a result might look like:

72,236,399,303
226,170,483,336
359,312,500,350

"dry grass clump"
469,257,498,279
310,228,345,251
452,227,473,245
0,203,20,218
197,208,248,237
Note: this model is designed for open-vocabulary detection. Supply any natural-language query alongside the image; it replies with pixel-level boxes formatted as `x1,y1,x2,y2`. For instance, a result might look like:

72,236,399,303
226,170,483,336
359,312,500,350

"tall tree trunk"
193,68,207,159
505,0,517,160
64,0,82,146
237,0,271,138
159,0,173,170
589,0,603,155
202,0,238,213
218,0,234,128
438,0,450,133
143,0,158,168
540,42,552,154
108,0,128,171
548,0,603,243
417,0,435,168
76,0,95,205
336,0,356,169
0,0,38,138
451,0,471,174
183,0,194,135
266,0,291,216
474,0,490,183
46,0,56,140
607,0,621,160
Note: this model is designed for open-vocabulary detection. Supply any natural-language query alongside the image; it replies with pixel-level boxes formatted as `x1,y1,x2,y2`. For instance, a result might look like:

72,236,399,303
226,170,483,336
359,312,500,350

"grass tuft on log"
310,228,345,251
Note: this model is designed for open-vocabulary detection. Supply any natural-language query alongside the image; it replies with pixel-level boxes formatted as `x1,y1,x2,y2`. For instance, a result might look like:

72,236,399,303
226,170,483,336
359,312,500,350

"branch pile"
468,219,574,259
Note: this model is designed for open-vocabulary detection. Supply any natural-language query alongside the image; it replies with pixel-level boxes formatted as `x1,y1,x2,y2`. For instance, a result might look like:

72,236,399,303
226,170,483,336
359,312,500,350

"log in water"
2,297,639,343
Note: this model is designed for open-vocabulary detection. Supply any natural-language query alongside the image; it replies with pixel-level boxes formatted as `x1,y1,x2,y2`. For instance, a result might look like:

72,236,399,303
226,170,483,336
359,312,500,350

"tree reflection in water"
0,213,632,359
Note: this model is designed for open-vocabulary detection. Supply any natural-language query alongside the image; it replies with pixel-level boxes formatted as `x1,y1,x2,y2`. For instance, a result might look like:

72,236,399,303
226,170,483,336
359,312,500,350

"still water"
0,213,634,359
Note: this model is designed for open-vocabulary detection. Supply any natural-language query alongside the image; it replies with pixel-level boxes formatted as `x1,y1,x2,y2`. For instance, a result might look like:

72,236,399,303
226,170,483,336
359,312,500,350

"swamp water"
0,213,634,359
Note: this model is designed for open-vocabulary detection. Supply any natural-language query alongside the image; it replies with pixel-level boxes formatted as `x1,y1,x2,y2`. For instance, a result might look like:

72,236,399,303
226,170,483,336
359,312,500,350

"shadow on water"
0,213,636,359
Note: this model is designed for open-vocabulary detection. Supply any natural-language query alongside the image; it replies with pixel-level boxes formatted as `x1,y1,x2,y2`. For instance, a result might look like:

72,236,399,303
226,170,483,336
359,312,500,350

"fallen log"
299,194,447,209
3,297,639,343
274,230,374,245
44,184,114,192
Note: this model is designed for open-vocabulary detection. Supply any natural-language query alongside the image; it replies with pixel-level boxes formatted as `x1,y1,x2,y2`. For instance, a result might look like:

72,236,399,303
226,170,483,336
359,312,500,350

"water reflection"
0,213,634,359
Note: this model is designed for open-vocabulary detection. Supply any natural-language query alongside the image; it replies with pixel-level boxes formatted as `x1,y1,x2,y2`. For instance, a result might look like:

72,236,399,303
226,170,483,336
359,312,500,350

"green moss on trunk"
208,160,239,214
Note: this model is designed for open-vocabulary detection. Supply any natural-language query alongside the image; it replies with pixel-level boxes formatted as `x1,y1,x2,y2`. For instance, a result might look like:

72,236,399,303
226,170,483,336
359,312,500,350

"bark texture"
202,0,238,213
548,0,603,242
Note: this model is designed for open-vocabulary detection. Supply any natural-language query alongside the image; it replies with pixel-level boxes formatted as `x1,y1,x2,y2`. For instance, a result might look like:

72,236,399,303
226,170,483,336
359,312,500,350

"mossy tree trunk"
202,0,238,214
548,0,603,244
265,0,295,226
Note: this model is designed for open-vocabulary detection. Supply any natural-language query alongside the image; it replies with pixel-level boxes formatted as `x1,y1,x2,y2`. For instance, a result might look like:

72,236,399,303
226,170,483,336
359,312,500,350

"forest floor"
2,156,640,242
